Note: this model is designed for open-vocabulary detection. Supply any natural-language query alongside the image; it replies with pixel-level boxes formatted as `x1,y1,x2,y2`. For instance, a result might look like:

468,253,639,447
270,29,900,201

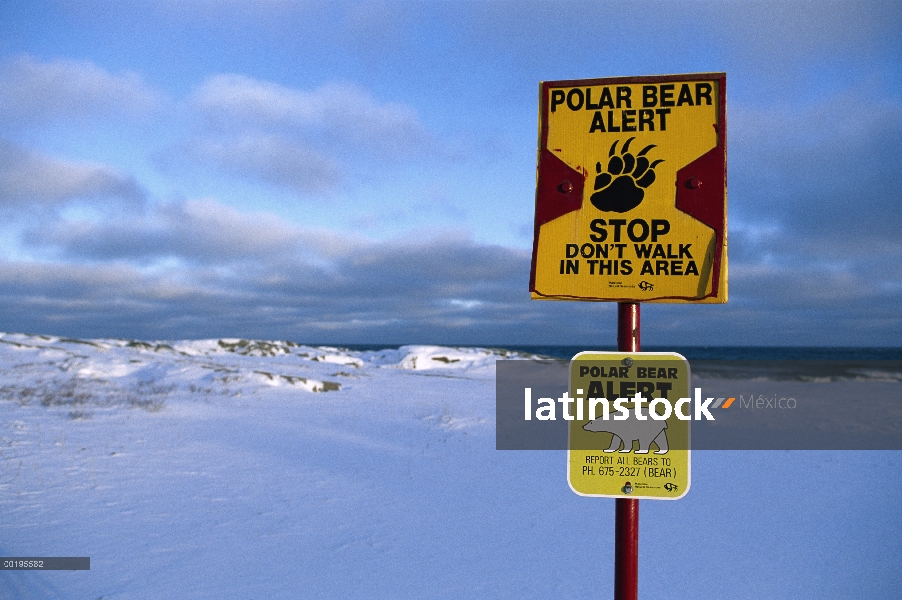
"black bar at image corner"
0,557,90,570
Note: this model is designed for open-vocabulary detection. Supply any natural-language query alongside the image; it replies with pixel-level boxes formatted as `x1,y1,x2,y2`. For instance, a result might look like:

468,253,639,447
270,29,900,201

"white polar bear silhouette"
583,414,669,454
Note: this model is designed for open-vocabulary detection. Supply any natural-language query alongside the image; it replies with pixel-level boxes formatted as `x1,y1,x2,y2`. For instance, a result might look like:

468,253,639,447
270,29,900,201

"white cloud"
3,199,542,341
192,75,417,131
0,55,161,126
0,140,144,208
728,88,902,247
6,193,902,344
169,74,438,195
181,134,341,194
25,198,319,263
190,75,432,155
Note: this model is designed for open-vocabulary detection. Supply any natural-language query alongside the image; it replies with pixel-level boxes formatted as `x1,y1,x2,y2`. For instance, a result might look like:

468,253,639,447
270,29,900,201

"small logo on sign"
638,280,654,291
663,482,679,492
590,137,663,213
622,482,633,494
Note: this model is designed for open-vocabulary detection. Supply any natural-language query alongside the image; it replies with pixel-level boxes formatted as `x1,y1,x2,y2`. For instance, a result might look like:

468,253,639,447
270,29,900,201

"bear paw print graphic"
590,137,663,213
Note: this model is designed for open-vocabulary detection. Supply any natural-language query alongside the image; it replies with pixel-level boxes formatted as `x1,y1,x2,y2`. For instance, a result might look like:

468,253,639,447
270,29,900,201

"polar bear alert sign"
568,352,691,500
530,73,727,303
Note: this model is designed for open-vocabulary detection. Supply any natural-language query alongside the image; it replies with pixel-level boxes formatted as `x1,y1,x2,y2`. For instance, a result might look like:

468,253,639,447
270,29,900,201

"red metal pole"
617,302,640,353
615,302,640,600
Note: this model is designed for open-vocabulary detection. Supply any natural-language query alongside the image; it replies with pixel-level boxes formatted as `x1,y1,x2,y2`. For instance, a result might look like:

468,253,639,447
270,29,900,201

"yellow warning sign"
568,352,691,500
530,74,727,303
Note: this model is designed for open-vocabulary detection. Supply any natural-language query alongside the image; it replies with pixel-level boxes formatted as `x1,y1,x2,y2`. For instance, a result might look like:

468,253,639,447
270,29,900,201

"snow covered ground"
1,333,899,598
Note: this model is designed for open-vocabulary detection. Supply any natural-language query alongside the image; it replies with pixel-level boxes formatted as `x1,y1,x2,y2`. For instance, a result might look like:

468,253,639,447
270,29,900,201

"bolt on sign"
530,73,727,302
568,352,691,499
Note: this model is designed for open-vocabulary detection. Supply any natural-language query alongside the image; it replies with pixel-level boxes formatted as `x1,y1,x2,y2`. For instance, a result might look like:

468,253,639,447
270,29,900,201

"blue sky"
0,0,900,345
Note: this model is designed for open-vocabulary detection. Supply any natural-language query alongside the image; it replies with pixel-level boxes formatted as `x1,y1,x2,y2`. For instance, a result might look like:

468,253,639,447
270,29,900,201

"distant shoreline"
4,332,902,361
337,345,902,361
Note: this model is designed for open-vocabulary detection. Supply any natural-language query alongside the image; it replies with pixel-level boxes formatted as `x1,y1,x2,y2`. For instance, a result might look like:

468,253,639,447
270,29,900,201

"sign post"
530,73,726,599
616,303,640,600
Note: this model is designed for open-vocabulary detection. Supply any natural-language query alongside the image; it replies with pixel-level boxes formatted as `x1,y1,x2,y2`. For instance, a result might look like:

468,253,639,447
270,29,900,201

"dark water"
496,346,902,360
329,344,902,381
335,344,902,361
503,348,902,382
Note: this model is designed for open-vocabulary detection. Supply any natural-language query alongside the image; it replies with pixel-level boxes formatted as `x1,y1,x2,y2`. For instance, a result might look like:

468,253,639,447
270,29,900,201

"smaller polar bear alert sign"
568,351,690,500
